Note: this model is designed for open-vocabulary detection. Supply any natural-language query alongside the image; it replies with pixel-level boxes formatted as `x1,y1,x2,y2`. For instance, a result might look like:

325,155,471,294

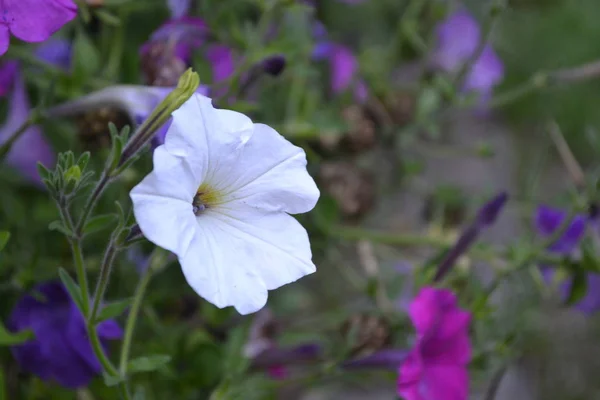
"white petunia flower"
130,94,320,314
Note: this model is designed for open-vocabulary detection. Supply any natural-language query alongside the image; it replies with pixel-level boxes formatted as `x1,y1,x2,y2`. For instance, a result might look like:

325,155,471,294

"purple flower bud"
8,282,122,389
434,192,508,281
342,349,409,370
262,55,286,77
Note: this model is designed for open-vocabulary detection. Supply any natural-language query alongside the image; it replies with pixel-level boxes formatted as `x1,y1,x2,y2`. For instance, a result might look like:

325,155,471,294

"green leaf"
103,373,125,387
96,299,131,322
83,214,117,235
127,355,172,374
222,322,251,378
0,321,33,346
93,9,121,26
48,220,74,238
58,268,85,314
566,264,588,305
0,232,10,252
73,31,100,81
64,165,81,183
77,152,91,172
36,162,52,182
581,241,600,272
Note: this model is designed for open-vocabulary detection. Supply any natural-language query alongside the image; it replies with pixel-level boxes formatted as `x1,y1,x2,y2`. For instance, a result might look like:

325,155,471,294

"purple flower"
534,206,600,314
35,37,73,70
312,25,367,102
244,309,321,379
0,0,77,55
433,10,504,99
0,61,55,185
398,287,471,400
167,0,191,18
47,84,209,146
8,281,122,389
434,192,508,281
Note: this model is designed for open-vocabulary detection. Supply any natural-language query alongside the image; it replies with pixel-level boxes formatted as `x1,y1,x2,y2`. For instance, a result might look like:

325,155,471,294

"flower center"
192,183,222,215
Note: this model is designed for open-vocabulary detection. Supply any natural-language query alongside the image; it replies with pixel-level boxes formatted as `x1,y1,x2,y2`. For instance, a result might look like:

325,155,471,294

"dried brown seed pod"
319,161,376,218
76,107,131,150
340,313,392,357
340,105,377,153
140,42,188,87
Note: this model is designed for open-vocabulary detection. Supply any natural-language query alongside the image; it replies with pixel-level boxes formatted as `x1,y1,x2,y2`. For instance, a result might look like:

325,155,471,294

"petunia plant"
4,0,600,399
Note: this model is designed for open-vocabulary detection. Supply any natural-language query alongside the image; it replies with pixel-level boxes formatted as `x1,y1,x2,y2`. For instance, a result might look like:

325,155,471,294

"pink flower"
398,287,471,400
0,0,77,55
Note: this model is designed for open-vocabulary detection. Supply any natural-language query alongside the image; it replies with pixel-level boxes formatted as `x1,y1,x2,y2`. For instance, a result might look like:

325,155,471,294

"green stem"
0,113,42,161
119,264,153,374
71,240,91,315
90,240,118,320
486,209,580,294
76,172,110,236
7,47,109,90
86,320,120,376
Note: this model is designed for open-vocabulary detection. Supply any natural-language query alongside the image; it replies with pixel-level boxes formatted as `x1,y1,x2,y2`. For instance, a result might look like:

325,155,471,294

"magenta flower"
0,61,55,185
534,206,600,314
8,281,122,389
0,0,77,55
398,287,471,400
433,10,504,99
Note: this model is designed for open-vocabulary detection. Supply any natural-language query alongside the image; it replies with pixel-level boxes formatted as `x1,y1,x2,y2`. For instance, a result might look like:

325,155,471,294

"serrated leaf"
0,321,33,346
566,265,588,305
48,220,74,238
96,299,131,322
127,355,172,374
83,214,117,235
58,268,85,315
0,232,10,252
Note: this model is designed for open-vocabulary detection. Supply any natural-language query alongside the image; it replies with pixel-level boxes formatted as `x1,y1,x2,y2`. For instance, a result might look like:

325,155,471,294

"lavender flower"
0,62,55,184
312,26,367,102
47,84,209,146
167,0,191,18
0,0,77,55
433,10,504,100
434,192,508,281
140,16,238,90
8,282,122,389
535,206,600,314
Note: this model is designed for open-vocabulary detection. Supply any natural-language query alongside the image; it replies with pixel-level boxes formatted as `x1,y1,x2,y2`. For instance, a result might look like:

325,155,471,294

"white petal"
221,123,320,215
163,94,253,183
130,147,199,255
180,210,315,314
164,94,318,214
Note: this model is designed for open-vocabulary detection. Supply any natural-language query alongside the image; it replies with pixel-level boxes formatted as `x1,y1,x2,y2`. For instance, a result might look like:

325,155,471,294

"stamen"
193,193,207,215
